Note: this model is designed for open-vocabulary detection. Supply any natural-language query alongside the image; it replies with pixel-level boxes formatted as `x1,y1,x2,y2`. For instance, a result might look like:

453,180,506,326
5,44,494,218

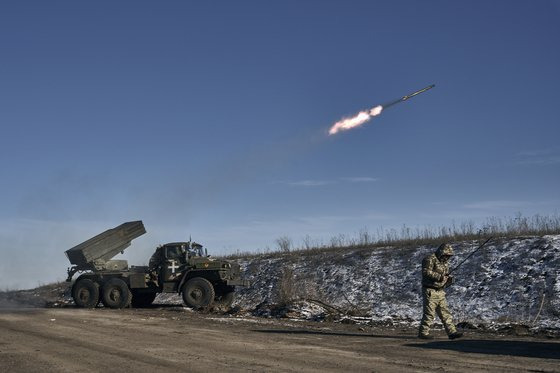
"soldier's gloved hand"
445,275,454,287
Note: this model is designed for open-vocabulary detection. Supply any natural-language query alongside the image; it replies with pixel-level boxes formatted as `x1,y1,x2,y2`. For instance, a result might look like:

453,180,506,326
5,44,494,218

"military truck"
65,221,248,309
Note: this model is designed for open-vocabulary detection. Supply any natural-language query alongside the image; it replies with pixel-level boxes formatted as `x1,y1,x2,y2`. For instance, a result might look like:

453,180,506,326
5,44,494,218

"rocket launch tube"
382,84,435,109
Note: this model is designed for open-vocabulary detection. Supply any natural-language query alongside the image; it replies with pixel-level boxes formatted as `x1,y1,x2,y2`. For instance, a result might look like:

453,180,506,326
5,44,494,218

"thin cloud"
517,148,557,157
341,177,379,183
463,200,532,210
296,213,390,225
275,176,378,187
287,180,334,187
516,148,560,166
464,199,560,210
517,156,560,166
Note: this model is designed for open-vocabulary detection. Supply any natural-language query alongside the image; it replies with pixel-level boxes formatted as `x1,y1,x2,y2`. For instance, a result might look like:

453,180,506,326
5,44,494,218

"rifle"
450,237,493,274
444,237,493,287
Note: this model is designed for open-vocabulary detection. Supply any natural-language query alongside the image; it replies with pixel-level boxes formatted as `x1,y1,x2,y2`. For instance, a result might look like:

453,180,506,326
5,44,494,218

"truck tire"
131,291,157,308
72,279,99,308
182,277,215,309
102,278,132,309
215,291,235,311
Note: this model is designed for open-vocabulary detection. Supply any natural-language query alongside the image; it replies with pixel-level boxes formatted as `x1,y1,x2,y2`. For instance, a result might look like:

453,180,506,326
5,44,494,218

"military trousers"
418,287,457,336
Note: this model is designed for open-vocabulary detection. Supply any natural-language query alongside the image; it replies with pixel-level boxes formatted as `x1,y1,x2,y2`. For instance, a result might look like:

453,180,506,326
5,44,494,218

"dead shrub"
277,267,295,305
276,236,292,253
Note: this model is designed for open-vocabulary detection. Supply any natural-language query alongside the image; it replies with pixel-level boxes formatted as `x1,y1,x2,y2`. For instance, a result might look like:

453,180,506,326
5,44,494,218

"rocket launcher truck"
65,221,249,309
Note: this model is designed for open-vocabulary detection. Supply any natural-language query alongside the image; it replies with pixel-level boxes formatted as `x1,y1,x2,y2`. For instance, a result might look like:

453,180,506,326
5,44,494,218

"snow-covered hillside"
234,235,560,329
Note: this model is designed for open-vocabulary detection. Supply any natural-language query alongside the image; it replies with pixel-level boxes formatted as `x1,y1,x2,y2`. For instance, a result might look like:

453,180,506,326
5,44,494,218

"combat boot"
448,332,463,340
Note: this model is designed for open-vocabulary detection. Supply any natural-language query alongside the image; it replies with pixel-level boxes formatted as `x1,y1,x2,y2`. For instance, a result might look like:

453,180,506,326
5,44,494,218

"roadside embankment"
234,235,560,331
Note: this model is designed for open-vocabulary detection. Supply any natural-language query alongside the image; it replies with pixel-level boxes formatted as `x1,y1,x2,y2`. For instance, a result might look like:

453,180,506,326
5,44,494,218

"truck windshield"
188,246,205,257
165,246,184,259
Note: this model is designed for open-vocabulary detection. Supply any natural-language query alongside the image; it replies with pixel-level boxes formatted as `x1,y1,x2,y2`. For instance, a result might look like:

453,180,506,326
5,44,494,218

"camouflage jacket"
422,253,449,289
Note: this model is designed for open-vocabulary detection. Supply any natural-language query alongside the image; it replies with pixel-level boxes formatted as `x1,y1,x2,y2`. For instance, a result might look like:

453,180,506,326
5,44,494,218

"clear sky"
1,1,559,289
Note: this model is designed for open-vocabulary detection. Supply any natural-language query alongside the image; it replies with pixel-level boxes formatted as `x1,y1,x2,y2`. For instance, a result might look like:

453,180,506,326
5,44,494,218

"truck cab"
149,241,247,306
149,242,196,291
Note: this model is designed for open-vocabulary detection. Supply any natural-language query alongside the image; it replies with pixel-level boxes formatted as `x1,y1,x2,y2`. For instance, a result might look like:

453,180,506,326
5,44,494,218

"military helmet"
436,243,454,257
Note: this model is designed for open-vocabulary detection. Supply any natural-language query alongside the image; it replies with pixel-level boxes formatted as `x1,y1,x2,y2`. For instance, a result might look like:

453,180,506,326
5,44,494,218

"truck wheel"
182,277,215,309
131,291,157,308
102,278,132,309
215,291,235,311
72,279,99,308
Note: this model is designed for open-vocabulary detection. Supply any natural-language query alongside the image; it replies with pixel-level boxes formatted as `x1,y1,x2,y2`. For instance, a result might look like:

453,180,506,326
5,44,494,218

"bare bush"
302,235,313,250
329,234,347,248
277,267,295,305
276,236,292,253
358,227,372,246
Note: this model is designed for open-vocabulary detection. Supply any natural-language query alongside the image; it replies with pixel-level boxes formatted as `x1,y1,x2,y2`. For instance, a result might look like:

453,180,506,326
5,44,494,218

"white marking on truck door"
168,260,179,273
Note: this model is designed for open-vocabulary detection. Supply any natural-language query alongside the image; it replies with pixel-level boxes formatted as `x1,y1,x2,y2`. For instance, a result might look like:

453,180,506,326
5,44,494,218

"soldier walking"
418,243,463,340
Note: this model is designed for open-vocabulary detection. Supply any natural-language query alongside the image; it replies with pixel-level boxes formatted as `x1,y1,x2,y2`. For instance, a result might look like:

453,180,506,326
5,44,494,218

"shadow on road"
253,329,414,340
405,340,560,359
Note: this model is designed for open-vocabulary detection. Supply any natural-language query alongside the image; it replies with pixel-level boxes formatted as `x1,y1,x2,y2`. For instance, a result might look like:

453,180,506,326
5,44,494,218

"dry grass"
223,213,560,260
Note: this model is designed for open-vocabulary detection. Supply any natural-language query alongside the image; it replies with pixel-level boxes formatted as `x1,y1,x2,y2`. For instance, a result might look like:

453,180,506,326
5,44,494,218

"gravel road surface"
0,308,558,372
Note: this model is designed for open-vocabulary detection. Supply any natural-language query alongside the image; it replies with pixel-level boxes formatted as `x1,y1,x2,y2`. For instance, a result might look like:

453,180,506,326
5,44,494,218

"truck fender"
178,270,206,293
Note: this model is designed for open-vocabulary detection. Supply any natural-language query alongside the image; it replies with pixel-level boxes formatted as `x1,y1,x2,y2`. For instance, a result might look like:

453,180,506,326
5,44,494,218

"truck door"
162,245,185,285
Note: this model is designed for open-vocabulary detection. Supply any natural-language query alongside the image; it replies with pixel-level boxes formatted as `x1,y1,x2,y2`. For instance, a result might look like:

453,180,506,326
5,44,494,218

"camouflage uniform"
418,244,458,337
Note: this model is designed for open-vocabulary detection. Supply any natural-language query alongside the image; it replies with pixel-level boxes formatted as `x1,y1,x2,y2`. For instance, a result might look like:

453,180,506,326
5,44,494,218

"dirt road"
0,307,558,372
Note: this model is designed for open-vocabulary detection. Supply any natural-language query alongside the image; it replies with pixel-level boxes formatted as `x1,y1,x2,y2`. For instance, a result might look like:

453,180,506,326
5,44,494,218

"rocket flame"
328,105,383,135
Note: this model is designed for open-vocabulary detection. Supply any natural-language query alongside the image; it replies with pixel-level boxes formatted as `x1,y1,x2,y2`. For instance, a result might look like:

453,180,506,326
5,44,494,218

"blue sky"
1,1,559,288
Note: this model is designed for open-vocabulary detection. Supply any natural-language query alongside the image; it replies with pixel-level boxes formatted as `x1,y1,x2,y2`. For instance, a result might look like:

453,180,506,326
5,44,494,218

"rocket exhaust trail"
328,84,435,135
